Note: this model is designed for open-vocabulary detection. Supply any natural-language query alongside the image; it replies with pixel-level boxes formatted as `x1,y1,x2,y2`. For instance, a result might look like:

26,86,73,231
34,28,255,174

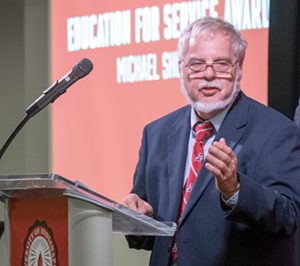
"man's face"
179,32,242,118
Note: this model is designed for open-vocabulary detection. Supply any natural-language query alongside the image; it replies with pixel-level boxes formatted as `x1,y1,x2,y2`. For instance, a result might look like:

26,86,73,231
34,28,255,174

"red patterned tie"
171,121,214,262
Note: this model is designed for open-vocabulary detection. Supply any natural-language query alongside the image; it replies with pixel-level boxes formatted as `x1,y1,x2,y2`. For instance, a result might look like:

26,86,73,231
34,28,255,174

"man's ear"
237,63,243,81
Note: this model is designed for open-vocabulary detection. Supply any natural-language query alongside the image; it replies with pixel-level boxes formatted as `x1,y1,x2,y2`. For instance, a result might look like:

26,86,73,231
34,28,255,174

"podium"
0,174,176,266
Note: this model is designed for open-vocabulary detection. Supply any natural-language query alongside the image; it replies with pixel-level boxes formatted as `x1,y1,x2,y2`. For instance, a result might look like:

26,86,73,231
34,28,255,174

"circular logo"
22,220,59,266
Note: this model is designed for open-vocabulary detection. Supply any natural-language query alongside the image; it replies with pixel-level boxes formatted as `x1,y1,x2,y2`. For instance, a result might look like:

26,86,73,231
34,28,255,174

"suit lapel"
179,92,249,225
167,107,191,221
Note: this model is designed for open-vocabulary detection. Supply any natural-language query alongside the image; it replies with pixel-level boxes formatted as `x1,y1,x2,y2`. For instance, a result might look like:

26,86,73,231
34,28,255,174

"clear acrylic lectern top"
0,173,176,236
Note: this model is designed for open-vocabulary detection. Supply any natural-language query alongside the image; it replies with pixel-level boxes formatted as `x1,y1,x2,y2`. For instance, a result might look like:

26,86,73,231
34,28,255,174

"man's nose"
203,65,216,80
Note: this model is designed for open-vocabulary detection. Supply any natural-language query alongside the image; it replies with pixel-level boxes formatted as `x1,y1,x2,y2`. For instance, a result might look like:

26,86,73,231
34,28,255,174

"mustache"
198,81,222,90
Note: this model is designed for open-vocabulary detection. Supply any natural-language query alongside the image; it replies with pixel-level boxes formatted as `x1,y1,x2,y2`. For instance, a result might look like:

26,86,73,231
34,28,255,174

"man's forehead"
189,29,231,42
183,32,236,62
186,32,233,55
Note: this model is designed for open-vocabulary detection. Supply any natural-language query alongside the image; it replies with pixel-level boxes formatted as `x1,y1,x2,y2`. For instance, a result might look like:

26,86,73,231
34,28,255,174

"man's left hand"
205,138,240,199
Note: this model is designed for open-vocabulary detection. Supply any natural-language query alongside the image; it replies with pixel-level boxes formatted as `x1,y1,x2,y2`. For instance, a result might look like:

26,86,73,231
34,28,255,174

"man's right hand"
122,193,154,217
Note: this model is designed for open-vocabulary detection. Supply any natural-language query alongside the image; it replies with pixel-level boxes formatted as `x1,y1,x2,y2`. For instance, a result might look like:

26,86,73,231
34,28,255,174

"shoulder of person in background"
294,98,300,128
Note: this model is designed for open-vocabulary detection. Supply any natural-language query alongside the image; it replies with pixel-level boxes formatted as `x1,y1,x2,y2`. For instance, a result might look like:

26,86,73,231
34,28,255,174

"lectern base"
69,197,112,266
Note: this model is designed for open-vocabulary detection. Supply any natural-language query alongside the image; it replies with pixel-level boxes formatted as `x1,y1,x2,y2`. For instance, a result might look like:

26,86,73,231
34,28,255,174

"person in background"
294,97,300,128
122,16,300,266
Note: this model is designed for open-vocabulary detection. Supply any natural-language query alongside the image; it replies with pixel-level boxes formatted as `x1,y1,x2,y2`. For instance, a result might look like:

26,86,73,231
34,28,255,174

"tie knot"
193,121,214,142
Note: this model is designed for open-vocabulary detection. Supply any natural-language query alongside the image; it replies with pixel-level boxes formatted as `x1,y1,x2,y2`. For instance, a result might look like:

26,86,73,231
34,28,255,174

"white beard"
180,72,240,114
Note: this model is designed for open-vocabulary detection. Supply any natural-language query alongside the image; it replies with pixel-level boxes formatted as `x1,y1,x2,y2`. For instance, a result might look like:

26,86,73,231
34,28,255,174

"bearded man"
123,16,300,266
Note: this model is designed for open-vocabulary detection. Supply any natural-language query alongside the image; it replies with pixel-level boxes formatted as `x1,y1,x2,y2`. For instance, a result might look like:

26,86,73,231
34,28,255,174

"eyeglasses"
183,59,239,79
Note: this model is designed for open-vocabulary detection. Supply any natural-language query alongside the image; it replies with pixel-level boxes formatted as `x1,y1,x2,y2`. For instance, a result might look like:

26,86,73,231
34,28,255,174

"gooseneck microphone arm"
0,113,30,237
0,114,30,161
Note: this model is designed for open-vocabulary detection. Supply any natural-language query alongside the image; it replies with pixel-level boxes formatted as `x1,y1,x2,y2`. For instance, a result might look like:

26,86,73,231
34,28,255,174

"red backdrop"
50,0,269,201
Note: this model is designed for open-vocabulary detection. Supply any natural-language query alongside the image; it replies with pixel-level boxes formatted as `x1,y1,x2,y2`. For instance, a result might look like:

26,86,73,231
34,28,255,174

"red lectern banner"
9,190,68,266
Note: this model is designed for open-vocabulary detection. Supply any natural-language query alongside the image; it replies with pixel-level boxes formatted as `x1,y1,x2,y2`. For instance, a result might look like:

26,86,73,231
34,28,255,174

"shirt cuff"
221,190,239,208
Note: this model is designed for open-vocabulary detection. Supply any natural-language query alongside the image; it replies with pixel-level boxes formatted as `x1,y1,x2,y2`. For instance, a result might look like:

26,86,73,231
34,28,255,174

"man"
123,17,300,266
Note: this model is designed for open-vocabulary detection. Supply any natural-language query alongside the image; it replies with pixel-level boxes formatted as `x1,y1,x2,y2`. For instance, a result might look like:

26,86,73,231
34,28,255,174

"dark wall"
268,0,300,120
269,3,300,264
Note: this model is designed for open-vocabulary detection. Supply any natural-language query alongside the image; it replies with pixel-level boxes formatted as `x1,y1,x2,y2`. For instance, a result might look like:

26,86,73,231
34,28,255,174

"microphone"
26,58,93,118
0,58,93,161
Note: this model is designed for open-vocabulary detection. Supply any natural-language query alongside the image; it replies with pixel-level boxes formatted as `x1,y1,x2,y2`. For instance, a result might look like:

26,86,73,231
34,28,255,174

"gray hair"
177,16,248,64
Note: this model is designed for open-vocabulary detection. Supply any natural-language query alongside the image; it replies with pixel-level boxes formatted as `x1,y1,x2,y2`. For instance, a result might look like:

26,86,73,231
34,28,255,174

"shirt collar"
190,103,232,132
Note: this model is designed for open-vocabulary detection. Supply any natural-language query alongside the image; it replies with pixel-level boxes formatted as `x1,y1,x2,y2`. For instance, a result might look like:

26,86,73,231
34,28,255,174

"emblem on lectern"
22,220,58,266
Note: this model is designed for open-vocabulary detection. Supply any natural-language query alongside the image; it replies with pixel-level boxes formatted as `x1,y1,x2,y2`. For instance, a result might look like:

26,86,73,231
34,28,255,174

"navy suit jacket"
129,92,300,266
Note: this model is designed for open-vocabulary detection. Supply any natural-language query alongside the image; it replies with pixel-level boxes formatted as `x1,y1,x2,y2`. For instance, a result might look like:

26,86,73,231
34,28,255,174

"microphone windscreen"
73,58,93,78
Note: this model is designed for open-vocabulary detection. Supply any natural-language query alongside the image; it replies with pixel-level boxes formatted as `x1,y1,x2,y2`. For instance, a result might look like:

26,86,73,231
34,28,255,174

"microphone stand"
0,114,31,238
0,114,31,160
